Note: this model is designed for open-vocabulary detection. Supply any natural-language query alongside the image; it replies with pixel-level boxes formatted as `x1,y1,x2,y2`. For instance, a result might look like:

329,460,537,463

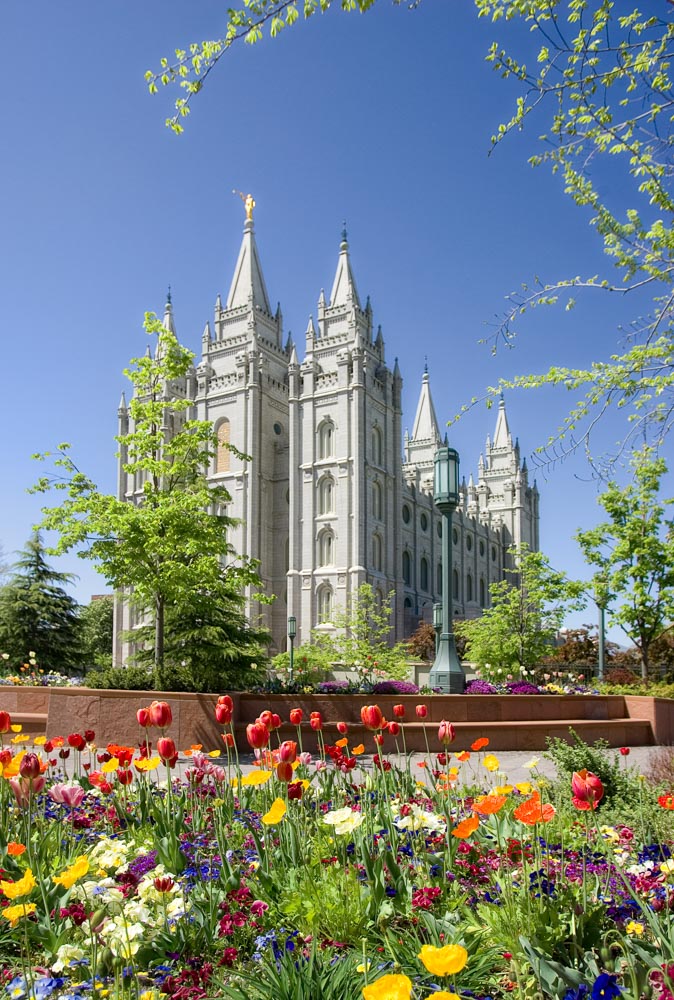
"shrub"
85,664,154,690
544,729,639,806
372,679,419,695
465,679,498,694
604,666,642,687
645,746,674,790
505,680,542,695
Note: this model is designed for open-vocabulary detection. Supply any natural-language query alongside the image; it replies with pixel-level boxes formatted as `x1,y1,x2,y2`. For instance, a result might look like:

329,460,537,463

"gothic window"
318,476,334,515
372,481,382,520
216,419,231,473
467,573,473,602
402,550,411,586
317,586,333,624
466,534,473,552
420,512,428,532
372,533,383,571
402,504,411,524
479,577,486,606
372,425,383,465
318,530,334,567
404,597,412,609
420,557,429,592
453,568,460,599
318,419,334,459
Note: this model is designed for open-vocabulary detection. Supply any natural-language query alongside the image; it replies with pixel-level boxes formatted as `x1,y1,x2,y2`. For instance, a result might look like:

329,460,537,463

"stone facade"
114,216,539,662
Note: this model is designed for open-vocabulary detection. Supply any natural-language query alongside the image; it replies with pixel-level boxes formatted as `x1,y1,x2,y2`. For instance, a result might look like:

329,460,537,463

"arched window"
372,425,383,465
437,563,442,595
402,550,411,585
318,530,334,567
318,476,334,515
373,533,383,571
318,419,334,459
479,577,486,606
467,573,473,602
404,597,412,609
420,557,429,592
317,586,333,624
453,568,460,599
216,419,231,473
372,481,382,520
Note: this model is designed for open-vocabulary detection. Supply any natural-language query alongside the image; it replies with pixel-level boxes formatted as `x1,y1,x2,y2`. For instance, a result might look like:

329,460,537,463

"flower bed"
1,698,674,1000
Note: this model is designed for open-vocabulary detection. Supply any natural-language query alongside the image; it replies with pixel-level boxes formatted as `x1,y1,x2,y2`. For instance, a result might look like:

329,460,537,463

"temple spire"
329,225,361,308
411,368,441,444
226,200,272,313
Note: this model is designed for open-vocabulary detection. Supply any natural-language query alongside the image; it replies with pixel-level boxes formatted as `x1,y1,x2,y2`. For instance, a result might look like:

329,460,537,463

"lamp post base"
428,634,465,694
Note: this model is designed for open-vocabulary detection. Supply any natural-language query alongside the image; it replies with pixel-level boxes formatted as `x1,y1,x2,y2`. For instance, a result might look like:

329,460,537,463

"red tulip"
415,704,428,719
289,708,303,726
336,721,349,735
215,703,233,725
222,732,235,749
0,711,12,734
438,720,456,746
619,747,630,756
154,876,175,893
149,701,173,729
67,733,86,751
388,721,400,737
0,748,11,766
157,737,177,762
392,704,405,719
270,713,282,731
84,730,95,743
136,708,151,728
278,740,297,763
19,752,41,779
117,768,134,786
288,780,304,800
276,761,293,783
309,712,323,731
258,710,274,729
246,722,269,749
217,695,234,712
571,769,604,810
374,733,384,746
360,704,384,731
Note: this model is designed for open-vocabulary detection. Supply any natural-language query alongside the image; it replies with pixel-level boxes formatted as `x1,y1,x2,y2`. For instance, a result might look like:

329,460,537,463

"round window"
273,422,282,435
420,512,428,531
466,534,472,551
452,528,458,545
479,540,485,557
402,505,411,524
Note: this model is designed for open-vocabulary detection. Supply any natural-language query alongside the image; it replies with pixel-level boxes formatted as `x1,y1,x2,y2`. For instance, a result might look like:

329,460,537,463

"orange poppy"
352,744,365,755
471,737,490,752
513,792,556,825
472,794,507,816
455,751,470,762
6,843,26,857
335,737,349,749
451,814,479,839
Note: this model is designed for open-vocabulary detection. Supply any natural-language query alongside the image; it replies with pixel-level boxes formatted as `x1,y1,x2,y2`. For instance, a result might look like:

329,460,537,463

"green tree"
0,533,84,673
455,545,585,678
32,314,262,689
79,595,114,668
576,447,674,679
315,583,409,682
129,575,268,692
148,3,674,463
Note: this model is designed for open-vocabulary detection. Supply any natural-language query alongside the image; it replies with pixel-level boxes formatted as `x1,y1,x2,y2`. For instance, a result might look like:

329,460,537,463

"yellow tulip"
0,868,36,899
362,973,412,1000
418,944,468,977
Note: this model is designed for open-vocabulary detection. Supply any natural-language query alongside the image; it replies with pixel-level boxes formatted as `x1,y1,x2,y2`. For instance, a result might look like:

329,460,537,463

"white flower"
522,756,540,770
323,807,364,836
52,944,87,973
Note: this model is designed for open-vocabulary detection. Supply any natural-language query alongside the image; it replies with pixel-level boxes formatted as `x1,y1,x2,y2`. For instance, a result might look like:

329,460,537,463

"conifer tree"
0,533,84,673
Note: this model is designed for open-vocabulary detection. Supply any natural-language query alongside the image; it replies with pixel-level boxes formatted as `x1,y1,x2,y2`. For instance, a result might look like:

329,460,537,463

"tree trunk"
640,645,649,681
154,595,164,690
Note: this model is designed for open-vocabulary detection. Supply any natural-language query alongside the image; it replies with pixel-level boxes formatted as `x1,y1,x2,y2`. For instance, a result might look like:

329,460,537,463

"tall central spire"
226,211,272,313
329,225,361,308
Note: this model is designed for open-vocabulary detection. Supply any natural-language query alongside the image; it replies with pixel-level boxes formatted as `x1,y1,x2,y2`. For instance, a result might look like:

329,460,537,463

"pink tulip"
571,769,604,810
49,782,86,808
9,775,46,807
438,720,456,746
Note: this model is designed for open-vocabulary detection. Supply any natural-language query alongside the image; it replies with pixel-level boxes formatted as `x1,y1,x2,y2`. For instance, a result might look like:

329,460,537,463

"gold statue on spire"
233,190,255,221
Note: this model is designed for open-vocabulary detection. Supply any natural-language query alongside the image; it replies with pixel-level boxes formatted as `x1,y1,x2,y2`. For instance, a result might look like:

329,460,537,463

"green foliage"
314,583,409,681
271,642,333,687
576,447,674,678
0,533,85,674
215,941,366,1000
79,595,114,668
455,545,585,678
32,314,263,689
544,729,639,807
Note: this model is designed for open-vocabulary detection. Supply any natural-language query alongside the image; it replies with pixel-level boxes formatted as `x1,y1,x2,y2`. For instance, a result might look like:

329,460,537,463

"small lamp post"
429,443,466,694
433,602,442,655
287,616,297,685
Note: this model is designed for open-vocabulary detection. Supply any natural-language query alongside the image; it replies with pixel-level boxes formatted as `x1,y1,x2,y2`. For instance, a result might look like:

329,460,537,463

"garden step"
9,711,48,736
263,716,654,752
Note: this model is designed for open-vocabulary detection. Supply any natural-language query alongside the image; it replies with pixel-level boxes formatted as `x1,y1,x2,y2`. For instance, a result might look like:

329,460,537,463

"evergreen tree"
0,533,84,673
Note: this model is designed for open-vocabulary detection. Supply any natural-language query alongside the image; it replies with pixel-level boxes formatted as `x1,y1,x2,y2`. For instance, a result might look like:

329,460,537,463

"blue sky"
2,1,665,644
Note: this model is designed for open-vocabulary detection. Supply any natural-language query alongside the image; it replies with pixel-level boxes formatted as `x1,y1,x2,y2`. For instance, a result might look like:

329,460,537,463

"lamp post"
287,616,297,685
433,602,442,655
429,444,466,694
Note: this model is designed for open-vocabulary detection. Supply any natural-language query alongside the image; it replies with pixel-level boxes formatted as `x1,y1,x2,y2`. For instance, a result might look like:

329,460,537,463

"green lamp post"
433,602,442,655
288,616,297,685
429,443,466,694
